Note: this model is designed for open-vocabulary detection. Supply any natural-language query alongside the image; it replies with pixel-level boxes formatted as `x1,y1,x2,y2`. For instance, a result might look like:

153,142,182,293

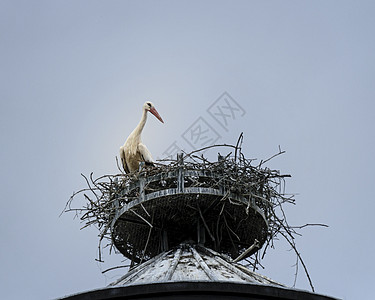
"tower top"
64,145,322,293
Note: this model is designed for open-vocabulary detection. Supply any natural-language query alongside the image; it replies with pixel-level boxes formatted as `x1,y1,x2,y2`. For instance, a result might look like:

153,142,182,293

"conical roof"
61,243,338,299
109,243,285,287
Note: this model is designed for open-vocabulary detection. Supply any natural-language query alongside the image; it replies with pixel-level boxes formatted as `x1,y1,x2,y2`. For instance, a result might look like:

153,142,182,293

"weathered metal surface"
109,244,283,287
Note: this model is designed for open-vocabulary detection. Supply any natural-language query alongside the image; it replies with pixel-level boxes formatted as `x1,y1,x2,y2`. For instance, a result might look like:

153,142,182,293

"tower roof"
61,243,339,300
109,243,283,287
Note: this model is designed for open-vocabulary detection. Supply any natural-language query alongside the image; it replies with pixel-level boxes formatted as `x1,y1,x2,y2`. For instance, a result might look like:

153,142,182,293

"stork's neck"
133,108,148,140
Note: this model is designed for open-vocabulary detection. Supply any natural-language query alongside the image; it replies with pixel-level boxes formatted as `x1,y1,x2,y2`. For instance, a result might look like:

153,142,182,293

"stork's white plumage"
120,101,164,173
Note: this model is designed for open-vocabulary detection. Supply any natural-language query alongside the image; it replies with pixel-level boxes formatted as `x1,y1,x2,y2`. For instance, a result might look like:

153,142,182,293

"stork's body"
120,102,164,173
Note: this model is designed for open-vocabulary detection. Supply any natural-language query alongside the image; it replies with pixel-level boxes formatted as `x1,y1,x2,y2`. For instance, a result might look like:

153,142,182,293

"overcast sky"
1,1,374,299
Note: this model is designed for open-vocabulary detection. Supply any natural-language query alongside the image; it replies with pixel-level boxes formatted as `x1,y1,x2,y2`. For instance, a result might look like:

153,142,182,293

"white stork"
120,101,164,173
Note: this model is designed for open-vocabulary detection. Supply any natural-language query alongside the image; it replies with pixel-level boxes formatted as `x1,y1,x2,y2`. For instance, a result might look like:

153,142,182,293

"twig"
140,226,153,264
197,205,215,242
233,239,260,263
259,146,286,167
290,223,329,229
130,209,153,228
234,132,243,163
102,264,130,274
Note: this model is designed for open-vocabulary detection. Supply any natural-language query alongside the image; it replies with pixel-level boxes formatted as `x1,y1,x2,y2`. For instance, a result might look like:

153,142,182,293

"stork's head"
144,101,164,123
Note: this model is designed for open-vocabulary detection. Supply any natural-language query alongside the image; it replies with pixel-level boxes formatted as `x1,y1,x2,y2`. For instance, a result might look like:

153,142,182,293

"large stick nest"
63,137,325,292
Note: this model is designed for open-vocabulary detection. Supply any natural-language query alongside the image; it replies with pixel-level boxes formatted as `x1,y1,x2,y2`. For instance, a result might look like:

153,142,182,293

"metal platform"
110,154,269,264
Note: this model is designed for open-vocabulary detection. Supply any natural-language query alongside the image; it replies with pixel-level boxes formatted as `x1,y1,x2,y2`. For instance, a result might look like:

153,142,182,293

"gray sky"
1,1,374,299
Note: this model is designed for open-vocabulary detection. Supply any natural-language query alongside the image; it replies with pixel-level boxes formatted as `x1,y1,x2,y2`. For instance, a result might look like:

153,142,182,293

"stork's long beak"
149,107,164,123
